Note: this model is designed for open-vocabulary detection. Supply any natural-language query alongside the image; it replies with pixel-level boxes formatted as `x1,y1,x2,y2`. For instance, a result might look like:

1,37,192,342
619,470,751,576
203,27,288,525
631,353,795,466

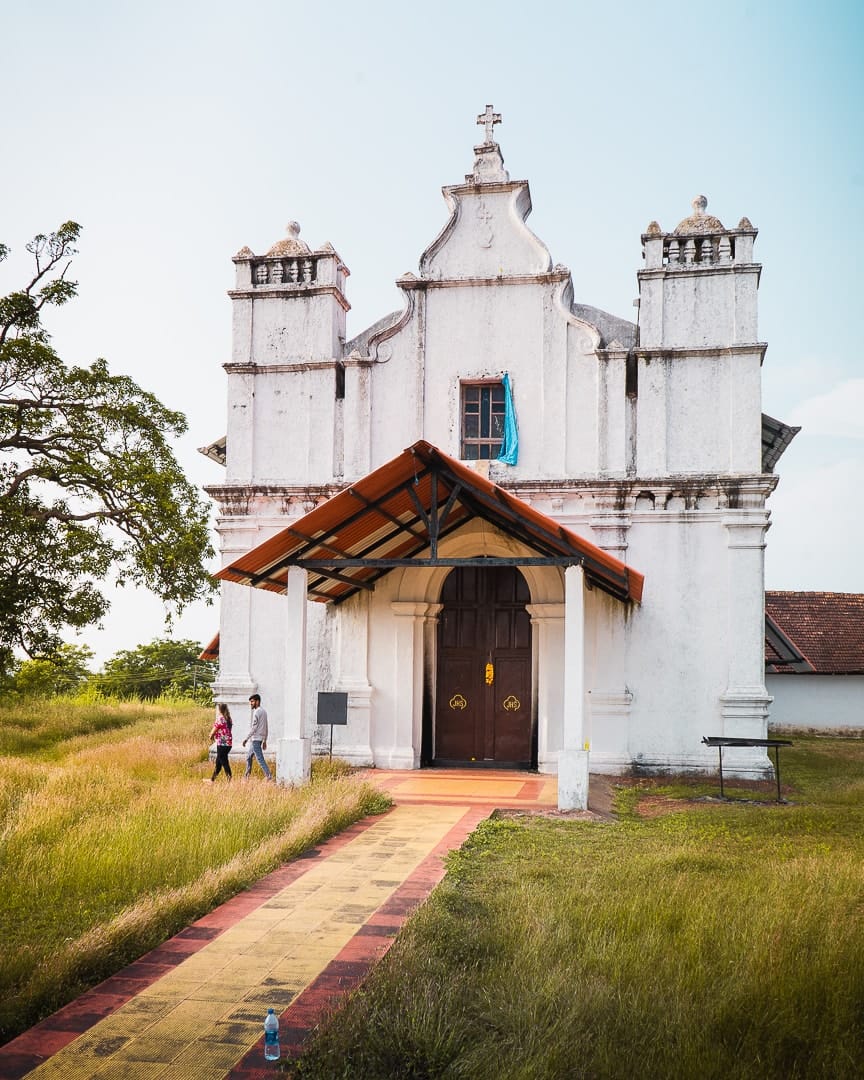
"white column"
559,565,590,809
388,602,429,769
278,565,311,784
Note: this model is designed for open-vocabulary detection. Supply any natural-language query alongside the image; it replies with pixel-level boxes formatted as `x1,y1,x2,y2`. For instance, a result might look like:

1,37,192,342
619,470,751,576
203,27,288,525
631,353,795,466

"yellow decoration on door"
449,693,467,710
485,663,494,685
503,695,521,711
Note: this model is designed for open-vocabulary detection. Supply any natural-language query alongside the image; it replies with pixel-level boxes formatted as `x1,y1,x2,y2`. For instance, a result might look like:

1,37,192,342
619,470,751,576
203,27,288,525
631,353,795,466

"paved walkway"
0,768,565,1080
0,769,564,1079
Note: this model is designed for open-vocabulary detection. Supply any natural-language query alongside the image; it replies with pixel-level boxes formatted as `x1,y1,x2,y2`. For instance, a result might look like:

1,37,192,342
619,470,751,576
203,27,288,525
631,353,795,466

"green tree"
0,223,216,659
12,643,94,697
96,638,215,700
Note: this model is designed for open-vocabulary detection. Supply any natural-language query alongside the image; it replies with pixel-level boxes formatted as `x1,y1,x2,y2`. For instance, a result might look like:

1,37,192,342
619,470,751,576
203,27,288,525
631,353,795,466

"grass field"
290,735,864,1080
0,696,390,1044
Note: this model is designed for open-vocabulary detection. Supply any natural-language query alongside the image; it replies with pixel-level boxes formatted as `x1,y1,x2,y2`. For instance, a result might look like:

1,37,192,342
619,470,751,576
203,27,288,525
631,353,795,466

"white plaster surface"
206,122,778,792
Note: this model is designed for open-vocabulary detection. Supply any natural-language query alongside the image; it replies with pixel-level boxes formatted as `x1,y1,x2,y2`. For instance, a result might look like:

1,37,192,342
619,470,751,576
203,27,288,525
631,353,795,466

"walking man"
243,694,273,780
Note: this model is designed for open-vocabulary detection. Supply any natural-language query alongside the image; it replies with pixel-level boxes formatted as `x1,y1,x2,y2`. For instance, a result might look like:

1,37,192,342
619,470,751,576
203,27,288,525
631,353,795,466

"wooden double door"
434,566,533,766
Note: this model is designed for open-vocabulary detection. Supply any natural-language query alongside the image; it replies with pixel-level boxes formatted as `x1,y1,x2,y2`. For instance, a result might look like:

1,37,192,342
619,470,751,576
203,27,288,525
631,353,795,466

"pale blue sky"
2,1,862,662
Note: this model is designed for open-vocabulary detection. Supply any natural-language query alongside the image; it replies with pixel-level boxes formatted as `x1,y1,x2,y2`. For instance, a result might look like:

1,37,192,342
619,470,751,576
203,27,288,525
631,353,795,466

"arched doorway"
433,565,533,767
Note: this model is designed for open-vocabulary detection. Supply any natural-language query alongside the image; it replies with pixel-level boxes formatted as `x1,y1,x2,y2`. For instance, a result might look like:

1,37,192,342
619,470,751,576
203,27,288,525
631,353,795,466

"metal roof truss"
247,455,632,604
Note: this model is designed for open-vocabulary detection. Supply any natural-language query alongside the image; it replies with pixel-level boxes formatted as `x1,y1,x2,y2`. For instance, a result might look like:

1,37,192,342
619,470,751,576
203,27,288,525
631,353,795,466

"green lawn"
0,696,390,1044
290,735,864,1080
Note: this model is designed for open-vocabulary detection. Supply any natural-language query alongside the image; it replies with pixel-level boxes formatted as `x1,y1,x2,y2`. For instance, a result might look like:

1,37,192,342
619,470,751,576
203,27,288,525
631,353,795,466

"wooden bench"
701,736,793,802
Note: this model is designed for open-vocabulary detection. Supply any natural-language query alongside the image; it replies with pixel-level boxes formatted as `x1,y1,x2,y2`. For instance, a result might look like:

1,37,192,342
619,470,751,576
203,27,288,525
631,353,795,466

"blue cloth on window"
497,372,519,465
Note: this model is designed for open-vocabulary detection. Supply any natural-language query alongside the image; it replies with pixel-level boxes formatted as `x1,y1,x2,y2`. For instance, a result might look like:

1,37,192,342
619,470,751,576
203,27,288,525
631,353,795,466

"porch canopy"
216,440,644,604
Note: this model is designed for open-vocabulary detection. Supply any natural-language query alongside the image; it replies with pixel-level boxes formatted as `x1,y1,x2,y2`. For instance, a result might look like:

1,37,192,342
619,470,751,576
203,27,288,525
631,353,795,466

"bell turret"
638,196,759,349
224,221,350,485
634,196,765,477
230,222,350,364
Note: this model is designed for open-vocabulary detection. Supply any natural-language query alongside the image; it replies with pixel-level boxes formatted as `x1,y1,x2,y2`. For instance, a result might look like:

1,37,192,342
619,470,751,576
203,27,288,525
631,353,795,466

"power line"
90,664,215,685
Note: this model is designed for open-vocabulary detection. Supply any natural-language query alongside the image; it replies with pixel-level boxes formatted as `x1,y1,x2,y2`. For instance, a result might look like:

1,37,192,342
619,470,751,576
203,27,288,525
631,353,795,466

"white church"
201,107,797,809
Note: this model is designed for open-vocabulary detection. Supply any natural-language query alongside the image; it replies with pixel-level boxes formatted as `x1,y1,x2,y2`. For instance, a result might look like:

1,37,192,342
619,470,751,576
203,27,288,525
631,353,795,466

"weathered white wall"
767,675,864,731
621,513,735,770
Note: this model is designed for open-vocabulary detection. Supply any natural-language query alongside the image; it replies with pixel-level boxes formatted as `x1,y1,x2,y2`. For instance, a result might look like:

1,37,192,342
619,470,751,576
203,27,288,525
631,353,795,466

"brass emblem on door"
449,693,467,710
503,695,521,712
485,662,494,685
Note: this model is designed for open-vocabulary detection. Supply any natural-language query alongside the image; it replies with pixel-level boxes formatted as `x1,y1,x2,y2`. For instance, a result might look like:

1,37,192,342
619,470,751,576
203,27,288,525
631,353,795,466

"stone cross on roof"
476,104,501,145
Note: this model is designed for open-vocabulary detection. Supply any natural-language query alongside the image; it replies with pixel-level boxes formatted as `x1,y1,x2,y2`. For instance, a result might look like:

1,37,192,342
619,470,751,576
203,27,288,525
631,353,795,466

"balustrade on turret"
251,255,318,287
641,197,756,271
663,232,734,268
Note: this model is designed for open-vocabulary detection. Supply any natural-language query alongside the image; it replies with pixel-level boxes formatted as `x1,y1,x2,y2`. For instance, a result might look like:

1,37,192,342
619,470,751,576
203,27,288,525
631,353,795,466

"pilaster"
387,602,433,769
330,594,374,766
587,690,634,773
526,602,565,773
342,355,372,479
589,493,632,558
720,511,773,772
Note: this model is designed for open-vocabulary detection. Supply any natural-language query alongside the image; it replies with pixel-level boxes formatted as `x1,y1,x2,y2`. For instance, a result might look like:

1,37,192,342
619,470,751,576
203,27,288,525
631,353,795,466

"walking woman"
207,703,233,782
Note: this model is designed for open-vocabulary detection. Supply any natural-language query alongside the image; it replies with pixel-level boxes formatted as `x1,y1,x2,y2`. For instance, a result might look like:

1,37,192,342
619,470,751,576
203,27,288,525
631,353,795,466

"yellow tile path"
24,804,469,1080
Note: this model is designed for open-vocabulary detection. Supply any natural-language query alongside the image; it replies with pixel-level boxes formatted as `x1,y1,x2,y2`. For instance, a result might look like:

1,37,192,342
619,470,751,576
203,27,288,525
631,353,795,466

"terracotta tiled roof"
765,592,864,675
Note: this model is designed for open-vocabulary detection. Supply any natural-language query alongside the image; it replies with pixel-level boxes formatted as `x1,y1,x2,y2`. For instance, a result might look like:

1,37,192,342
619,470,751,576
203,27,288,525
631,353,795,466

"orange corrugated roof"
216,441,644,604
199,633,220,662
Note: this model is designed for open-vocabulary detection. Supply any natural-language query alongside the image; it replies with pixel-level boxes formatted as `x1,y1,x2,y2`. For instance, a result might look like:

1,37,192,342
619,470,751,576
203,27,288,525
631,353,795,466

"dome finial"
266,221,311,257
674,194,724,235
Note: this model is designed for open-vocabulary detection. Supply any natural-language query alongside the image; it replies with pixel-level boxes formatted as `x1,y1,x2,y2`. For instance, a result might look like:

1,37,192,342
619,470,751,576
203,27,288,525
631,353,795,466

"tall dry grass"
0,696,390,1043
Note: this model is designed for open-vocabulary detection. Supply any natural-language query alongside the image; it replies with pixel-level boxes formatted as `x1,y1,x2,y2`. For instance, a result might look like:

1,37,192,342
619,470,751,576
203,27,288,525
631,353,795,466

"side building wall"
767,674,864,732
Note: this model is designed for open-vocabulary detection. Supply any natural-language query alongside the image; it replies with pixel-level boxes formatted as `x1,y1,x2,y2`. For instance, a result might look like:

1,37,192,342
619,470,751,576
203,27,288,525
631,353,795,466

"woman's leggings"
213,744,232,780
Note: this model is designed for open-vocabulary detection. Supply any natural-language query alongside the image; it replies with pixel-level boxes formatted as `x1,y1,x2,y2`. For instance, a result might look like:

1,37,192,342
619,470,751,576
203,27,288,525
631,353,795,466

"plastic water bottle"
264,1007,280,1061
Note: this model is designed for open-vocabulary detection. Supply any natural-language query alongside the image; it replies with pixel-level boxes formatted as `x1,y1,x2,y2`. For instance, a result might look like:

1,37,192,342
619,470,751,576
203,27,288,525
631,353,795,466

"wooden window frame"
460,380,505,460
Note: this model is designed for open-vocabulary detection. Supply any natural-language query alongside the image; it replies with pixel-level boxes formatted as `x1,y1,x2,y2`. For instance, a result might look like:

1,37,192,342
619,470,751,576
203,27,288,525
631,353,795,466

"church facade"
202,108,796,808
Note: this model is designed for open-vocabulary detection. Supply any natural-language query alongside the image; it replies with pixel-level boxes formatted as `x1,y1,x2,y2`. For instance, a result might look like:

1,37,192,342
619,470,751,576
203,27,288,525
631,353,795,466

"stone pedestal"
278,735,311,785
559,749,590,809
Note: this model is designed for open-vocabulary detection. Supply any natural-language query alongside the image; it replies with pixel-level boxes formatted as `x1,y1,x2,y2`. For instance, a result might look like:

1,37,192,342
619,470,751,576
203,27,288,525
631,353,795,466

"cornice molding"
637,262,762,281
227,283,350,312
397,269,570,291
634,343,768,362
223,360,341,375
